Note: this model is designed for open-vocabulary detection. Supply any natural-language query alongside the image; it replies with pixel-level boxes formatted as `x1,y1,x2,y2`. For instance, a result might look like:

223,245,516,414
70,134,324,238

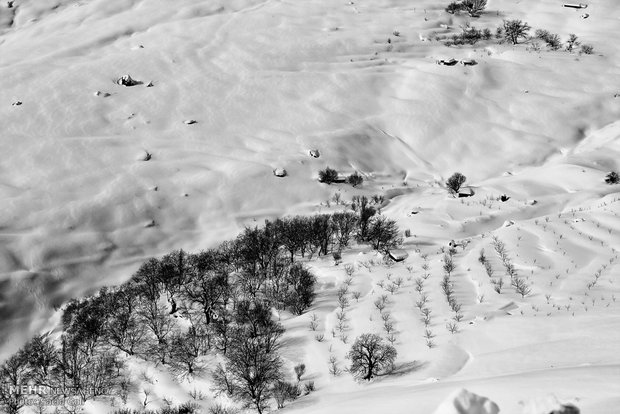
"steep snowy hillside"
1,0,619,413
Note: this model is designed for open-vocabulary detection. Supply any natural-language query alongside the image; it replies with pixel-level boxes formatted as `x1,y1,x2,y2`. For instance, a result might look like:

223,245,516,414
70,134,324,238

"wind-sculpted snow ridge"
433,388,500,414
432,389,582,414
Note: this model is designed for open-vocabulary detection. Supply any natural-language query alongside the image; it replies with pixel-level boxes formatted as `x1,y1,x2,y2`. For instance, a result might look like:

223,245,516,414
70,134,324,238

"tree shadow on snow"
379,360,429,379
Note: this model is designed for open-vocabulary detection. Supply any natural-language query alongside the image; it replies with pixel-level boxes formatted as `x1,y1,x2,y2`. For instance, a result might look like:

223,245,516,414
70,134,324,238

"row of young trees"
0,198,404,414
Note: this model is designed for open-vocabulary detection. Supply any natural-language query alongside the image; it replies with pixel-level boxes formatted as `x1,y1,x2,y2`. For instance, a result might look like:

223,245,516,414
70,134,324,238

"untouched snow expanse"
1,0,620,413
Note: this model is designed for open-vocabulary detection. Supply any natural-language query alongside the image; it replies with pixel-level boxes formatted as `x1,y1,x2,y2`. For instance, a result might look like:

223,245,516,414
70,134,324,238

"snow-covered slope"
1,0,620,413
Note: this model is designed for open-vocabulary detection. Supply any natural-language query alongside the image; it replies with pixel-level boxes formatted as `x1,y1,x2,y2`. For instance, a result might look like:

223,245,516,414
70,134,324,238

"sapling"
386,283,398,295
294,363,306,382
446,322,459,334
336,311,347,322
309,313,319,331
328,355,341,376
415,278,425,292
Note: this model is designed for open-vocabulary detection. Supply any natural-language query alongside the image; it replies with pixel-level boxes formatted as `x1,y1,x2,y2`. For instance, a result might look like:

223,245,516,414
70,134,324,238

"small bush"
347,171,364,187
445,2,462,14
535,29,561,50
113,403,199,414
304,381,315,394
333,251,342,264
484,261,493,278
605,171,619,184
502,19,531,44
451,26,485,45
273,381,301,409
168,403,199,414
495,26,503,40
478,249,486,264
294,363,306,381
209,404,239,414
546,34,561,50
566,34,580,52
318,167,339,184
465,0,488,17
445,0,487,17
580,44,594,54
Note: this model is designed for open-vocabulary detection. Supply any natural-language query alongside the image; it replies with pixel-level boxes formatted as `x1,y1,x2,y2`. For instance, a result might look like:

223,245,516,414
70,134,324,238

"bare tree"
216,330,283,414
446,172,467,195
212,363,236,397
352,196,377,241
0,349,28,414
347,334,397,380
331,212,359,251
183,250,230,326
102,286,147,356
137,300,176,364
365,215,402,252
285,263,316,315
272,381,300,409
169,326,208,377
21,334,58,386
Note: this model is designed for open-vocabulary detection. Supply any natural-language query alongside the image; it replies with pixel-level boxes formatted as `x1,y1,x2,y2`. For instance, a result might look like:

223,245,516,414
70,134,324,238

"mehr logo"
2,383,109,396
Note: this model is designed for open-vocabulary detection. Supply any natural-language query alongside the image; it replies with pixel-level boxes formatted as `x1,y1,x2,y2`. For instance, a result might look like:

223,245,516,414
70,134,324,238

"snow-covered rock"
273,168,287,177
522,396,580,414
116,74,141,86
433,388,500,414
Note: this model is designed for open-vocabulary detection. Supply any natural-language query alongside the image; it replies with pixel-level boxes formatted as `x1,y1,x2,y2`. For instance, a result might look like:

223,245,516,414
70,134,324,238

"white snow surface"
1,0,620,413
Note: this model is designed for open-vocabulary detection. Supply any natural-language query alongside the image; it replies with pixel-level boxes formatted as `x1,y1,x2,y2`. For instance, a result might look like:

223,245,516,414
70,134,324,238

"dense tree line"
0,198,403,413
